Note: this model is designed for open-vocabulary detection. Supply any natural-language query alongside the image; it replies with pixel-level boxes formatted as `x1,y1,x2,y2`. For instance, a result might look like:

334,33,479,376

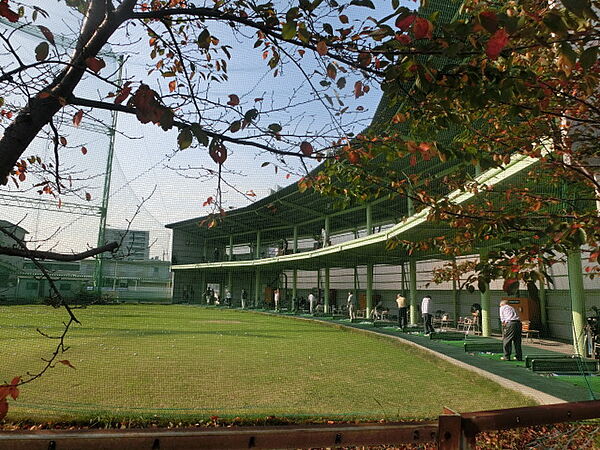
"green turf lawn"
0,304,536,423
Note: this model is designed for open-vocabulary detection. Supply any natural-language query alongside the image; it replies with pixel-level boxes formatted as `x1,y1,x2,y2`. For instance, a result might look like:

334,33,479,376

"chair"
440,314,452,331
522,320,540,343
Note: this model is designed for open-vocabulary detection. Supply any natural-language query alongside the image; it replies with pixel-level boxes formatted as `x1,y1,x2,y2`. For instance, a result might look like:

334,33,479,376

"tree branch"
0,241,118,261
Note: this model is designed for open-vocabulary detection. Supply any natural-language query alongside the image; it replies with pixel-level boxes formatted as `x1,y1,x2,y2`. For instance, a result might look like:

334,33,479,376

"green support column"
254,269,261,308
538,260,548,333
324,267,330,313
366,204,373,235
452,276,459,325
227,270,233,299
202,240,207,262
480,250,491,337
409,258,418,325
353,266,358,298
324,216,330,246
567,248,587,356
407,194,415,216
228,235,233,261
292,268,298,311
199,271,206,304
255,231,261,259
293,226,298,253
366,263,374,318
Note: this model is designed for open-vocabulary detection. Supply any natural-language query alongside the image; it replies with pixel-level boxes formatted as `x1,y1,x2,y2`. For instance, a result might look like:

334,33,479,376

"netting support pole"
366,263,373,318
228,235,233,261
254,269,261,308
324,267,330,313
324,216,330,246
94,55,124,296
366,204,373,235
567,248,586,356
479,249,491,337
409,258,417,325
202,240,207,262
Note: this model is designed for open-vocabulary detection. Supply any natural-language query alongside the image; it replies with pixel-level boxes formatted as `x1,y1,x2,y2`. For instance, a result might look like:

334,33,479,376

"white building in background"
104,228,150,260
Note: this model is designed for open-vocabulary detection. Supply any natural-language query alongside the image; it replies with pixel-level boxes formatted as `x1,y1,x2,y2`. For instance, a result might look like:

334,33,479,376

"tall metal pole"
94,55,123,296
567,248,586,356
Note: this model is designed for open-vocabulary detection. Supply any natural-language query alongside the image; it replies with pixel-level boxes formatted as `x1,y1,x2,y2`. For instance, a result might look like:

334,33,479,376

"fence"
1,399,598,449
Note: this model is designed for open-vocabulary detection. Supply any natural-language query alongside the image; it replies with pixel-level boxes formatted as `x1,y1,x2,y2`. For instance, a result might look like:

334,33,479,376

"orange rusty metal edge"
0,421,438,450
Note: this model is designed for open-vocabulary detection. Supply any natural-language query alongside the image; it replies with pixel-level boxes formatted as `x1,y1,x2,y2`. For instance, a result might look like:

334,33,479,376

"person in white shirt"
499,299,522,361
274,289,280,312
308,292,316,314
346,291,355,320
421,295,434,334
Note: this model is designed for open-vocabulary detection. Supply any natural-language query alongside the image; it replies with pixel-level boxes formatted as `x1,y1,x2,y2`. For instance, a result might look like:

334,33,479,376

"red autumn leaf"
0,398,8,421
128,84,173,128
18,172,25,182
209,140,227,165
339,15,348,24
300,141,313,156
395,14,416,32
73,110,83,127
8,377,20,400
486,28,509,60
168,80,176,93
354,81,364,98
59,360,76,369
413,17,433,40
395,33,411,44
85,192,91,201
246,190,256,197
81,146,87,155
348,151,359,164
114,83,132,104
0,0,19,23
85,57,106,74
409,154,417,166
202,196,213,206
38,25,55,45
37,91,52,99
59,136,67,146
316,40,328,56
227,94,240,106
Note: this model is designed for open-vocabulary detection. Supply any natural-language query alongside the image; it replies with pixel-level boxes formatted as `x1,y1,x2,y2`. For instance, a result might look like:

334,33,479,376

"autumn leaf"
395,14,415,32
413,17,433,40
395,33,411,44
354,81,364,98
0,398,7,420
209,139,227,164
59,136,67,146
246,190,256,197
227,94,240,106
300,141,313,156
128,84,174,129
59,360,76,369
168,80,176,93
316,40,328,56
486,28,509,60
72,110,83,127
38,25,55,45
479,11,499,33
85,57,106,73
202,196,213,206
81,146,87,155
85,192,91,201
35,42,49,61
0,0,19,22
114,83,132,104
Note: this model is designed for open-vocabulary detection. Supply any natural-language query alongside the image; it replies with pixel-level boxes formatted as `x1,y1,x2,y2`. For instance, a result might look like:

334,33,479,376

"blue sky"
0,0,409,256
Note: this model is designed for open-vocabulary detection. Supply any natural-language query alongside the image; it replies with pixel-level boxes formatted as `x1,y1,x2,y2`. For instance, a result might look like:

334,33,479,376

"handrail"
1,399,598,450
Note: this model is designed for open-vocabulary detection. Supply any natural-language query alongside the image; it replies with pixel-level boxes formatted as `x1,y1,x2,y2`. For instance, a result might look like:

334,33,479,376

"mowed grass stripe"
0,305,535,421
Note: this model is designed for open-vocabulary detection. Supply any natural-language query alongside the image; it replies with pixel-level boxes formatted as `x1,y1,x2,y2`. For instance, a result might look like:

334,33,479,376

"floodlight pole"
94,55,123,296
